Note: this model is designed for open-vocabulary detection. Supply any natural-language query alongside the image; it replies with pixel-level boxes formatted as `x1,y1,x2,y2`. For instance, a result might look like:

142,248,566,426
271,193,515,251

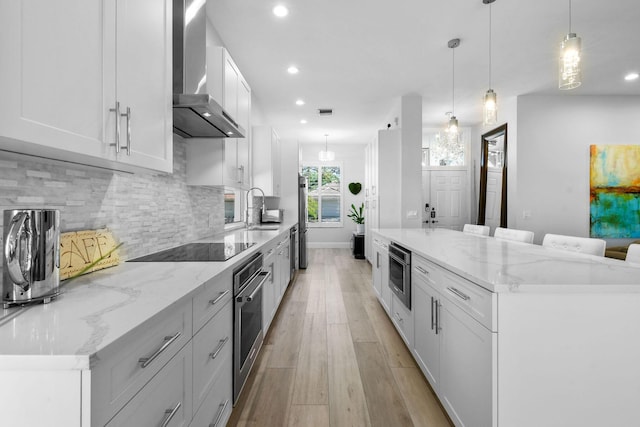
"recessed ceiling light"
300,119,307,124
287,66,299,74
227,131,233,135
624,72,639,81
202,112,211,117
295,99,305,106
273,5,288,17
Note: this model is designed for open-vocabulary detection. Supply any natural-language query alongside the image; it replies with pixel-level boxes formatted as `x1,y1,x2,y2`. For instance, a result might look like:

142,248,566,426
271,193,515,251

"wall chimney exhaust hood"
172,0,245,139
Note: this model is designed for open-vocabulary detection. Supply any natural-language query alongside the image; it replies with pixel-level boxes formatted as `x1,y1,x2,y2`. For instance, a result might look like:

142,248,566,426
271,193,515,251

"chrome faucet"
245,187,266,228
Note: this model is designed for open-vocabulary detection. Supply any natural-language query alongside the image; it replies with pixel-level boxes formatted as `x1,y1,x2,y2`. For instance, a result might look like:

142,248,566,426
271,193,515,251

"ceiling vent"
318,108,333,116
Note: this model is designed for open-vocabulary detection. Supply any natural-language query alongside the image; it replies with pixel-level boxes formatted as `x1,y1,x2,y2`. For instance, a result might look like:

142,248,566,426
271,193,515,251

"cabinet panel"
193,300,232,412
440,300,493,427
252,126,281,196
412,278,440,389
192,269,232,333
189,355,233,427
262,245,278,333
391,294,414,348
106,343,193,427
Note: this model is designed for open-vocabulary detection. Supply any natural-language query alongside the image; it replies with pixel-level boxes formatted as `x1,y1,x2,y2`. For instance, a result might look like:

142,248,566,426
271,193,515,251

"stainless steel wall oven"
233,253,270,403
389,242,411,310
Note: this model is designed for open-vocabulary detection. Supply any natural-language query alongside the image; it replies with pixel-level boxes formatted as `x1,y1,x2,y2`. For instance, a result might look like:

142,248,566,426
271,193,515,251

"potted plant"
348,203,365,234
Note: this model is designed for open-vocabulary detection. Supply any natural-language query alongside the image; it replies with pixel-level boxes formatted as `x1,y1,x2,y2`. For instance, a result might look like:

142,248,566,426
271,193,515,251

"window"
301,164,343,227
423,130,468,167
224,187,244,227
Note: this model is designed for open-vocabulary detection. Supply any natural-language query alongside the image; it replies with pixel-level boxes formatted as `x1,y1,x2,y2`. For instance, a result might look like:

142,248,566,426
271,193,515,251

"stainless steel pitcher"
3,209,60,307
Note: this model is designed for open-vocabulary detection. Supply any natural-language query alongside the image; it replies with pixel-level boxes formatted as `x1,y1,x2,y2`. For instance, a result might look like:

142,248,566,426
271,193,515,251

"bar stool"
541,233,606,257
494,227,535,244
463,224,490,236
626,244,640,264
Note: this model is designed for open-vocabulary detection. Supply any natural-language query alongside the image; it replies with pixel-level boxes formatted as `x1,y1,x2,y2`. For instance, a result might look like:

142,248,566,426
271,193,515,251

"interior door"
428,170,469,231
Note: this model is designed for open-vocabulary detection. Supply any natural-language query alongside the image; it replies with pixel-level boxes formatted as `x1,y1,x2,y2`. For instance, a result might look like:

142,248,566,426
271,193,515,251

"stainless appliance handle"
447,286,471,301
245,271,270,302
138,331,182,368
209,290,230,306
110,102,121,153
209,336,230,360
121,106,131,155
160,401,182,427
388,252,407,265
210,399,230,427
5,211,31,287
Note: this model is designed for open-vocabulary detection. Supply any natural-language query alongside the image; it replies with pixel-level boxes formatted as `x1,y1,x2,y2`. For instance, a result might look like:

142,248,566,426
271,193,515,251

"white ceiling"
207,0,640,145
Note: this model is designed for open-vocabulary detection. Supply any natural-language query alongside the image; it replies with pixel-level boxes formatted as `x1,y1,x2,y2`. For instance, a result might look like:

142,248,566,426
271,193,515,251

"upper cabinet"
0,0,173,174
252,126,281,196
187,47,251,188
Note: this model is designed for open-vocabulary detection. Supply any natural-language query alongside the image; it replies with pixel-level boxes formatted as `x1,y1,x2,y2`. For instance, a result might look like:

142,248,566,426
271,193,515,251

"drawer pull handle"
209,289,230,306
210,399,230,427
138,332,182,368
161,401,182,427
395,312,403,323
447,286,471,301
209,336,230,360
416,266,428,275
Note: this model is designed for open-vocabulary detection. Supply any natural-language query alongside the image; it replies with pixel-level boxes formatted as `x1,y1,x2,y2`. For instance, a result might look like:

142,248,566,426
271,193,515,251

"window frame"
301,161,344,228
224,187,246,230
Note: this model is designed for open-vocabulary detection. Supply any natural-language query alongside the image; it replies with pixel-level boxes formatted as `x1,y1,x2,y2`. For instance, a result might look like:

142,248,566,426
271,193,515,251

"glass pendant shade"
447,116,459,143
483,89,497,126
559,33,582,90
318,150,335,161
319,134,335,161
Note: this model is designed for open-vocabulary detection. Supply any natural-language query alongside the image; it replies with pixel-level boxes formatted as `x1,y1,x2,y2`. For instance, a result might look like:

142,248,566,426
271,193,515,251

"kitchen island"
372,228,640,427
0,221,296,427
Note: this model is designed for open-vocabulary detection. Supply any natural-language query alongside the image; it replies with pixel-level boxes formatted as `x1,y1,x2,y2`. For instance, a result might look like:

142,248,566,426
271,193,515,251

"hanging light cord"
569,0,572,33
488,3,492,89
325,134,328,151
451,47,455,116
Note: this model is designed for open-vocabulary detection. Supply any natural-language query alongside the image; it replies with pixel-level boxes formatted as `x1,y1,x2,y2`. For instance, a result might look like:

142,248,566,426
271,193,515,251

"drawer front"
412,254,443,291
391,294,414,348
193,298,233,411
193,269,232,333
92,301,193,426
189,357,233,427
441,271,494,331
106,343,193,427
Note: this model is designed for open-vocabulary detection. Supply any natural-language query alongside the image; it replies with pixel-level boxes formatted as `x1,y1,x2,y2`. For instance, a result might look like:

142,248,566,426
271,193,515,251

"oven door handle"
244,271,270,302
388,252,407,265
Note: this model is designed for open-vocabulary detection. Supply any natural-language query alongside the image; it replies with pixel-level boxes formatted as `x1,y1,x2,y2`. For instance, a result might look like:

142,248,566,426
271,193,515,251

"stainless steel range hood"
172,0,245,139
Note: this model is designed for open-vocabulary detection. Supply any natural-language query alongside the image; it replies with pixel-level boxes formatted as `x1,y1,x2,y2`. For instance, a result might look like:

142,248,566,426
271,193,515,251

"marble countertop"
0,221,297,370
373,228,640,293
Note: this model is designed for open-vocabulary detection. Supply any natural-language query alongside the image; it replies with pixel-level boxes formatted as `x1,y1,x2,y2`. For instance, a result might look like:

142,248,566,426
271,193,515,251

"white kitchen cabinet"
391,293,414,349
371,234,390,314
411,253,494,427
0,0,172,174
278,235,291,300
187,47,251,188
262,243,278,333
252,126,282,196
106,343,193,427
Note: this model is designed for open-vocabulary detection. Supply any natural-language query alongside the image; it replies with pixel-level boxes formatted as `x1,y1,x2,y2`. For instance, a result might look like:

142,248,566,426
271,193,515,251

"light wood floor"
228,248,453,427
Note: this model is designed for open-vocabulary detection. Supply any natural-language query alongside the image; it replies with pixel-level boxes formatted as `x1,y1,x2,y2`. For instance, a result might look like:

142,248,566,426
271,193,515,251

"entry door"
428,170,469,231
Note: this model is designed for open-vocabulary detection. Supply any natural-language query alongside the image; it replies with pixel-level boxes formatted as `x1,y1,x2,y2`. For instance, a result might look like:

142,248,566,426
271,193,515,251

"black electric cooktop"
128,242,256,262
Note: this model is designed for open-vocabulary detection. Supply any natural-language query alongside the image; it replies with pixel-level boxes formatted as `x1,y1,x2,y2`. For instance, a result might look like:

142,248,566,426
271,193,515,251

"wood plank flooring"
227,248,452,427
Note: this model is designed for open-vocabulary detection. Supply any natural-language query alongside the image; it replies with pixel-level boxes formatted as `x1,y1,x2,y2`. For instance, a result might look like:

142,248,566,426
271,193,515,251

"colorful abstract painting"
590,145,640,238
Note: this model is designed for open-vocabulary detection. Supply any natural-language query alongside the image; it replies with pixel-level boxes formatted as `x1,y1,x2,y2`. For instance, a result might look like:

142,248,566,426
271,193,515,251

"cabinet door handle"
447,286,470,301
430,296,435,330
161,401,182,427
209,336,230,359
121,106,131,155
435,300,441,335
209,289,230,306
210,399,230,427
416,266,428,275
395,312,403,323
138,331,182,368
109,102,121,153
376,252,380,268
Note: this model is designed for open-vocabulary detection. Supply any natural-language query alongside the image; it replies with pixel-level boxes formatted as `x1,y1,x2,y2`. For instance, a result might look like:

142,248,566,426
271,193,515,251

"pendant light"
483,0,497,126
446,38,460,143
319,134,335,161
559,0,582,90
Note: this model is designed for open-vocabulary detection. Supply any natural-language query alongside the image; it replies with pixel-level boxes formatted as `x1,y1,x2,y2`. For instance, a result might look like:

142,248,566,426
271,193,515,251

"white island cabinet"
0,0,173,174
372,228,640,427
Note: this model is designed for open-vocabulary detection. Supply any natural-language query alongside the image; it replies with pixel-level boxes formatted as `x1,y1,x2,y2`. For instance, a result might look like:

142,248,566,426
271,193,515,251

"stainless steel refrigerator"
298,174,308,269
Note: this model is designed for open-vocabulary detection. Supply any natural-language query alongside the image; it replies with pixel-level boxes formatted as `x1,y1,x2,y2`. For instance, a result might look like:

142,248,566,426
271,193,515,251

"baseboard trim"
308,242,351,249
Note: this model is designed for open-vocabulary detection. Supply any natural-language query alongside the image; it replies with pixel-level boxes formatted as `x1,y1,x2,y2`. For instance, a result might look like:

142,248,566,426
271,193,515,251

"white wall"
515,95,640,245
299,143,366,248
401,94,423,228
